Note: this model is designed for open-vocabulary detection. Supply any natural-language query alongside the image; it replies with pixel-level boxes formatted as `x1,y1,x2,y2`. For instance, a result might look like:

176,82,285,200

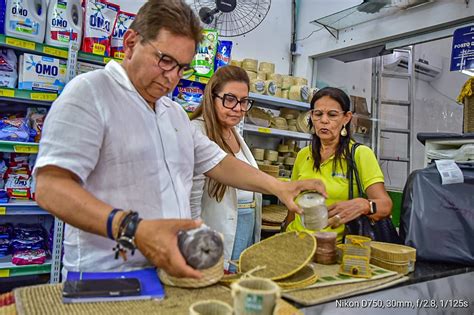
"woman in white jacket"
190,66,262,272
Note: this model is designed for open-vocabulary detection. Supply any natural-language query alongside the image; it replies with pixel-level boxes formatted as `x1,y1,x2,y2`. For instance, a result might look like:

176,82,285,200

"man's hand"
134,219,203,279
272,179,327,215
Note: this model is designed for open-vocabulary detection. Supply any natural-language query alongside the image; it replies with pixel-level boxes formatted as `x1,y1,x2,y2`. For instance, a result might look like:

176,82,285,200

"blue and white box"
18,53,66,93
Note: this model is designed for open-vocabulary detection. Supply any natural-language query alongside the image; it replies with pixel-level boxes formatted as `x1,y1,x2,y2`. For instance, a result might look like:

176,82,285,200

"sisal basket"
296,111,311,134
277,144,289,153
231,277,280,315
258,62,275,74
189,299,233,315
275,264,319,290
239,231,316,280
242,58,258,72
264,150,278,162
257,71,267,80
284,157,295,166
230,60,242,67
370,257,415,275
251,148,265,160
268,73,282,86
370,242,416,263
262,204,288,224
293,77,308,85
245,70,257,80
159,256,224,288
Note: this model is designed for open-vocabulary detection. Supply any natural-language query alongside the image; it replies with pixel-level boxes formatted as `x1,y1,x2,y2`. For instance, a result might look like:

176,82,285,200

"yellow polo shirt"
287,143,384,243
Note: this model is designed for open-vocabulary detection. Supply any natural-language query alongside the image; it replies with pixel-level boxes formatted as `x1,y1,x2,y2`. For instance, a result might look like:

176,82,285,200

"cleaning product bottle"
5,0,47,43
0,0,6,35
45,0,83,48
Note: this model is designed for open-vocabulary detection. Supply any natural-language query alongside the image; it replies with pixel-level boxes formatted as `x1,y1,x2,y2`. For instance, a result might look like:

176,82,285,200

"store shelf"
379,156,410,163
77,51,122,65
249,93,310,111
381,99,410,106
0,141,39,154
243,124,312,140
183,75,210,84
0,257,52,278
0,34,68,59
0,88,57,106
381,128,410,135
0,200,48,215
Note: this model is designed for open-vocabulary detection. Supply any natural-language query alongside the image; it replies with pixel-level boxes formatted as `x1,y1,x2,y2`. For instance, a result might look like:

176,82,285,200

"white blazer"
190,118,262,269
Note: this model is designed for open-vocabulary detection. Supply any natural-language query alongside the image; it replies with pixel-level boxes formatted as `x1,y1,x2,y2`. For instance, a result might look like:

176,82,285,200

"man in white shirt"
34,0,326,279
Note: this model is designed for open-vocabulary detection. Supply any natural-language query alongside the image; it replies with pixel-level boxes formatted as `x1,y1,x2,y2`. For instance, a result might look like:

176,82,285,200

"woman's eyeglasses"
214,94,254,112
311,109,345,121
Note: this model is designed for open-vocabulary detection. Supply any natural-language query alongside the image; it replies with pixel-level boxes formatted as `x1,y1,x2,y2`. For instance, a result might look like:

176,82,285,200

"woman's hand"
327,198,370,227
134,219,203,279
273,179,327,214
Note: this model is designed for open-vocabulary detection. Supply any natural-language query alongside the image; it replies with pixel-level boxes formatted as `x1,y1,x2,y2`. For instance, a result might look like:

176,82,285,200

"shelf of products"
0,257,52,278
0,88,57,106
0,141,39,154
249,93,310,111
243,124,312,141
0,201,47,215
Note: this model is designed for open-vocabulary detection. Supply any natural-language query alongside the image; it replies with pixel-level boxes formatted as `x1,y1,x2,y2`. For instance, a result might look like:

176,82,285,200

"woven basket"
259,164,280,173
251,148,265,160
159,256,224,288
277,144,289,153
370,242,416,263
296,111,311,134
370,257,414,275
189,299,233,315
463,95,474,133
239,231,316,280
262,205,288,224
264,150,278,161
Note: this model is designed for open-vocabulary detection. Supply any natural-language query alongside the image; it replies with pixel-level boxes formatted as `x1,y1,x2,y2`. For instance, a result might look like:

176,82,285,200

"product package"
172,79,205,112
0,116,35,142
215,40,232,71
82,0,120,56
0,48,18,88
18,53,67,93
191,29,218,78
110,11,135,59
12,249,47,265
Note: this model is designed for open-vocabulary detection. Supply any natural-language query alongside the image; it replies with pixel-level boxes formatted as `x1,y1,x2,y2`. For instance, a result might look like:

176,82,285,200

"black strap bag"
344,143,402,244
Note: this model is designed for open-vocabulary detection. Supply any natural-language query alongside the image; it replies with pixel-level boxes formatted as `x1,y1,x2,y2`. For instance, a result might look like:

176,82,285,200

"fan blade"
199,6,221,24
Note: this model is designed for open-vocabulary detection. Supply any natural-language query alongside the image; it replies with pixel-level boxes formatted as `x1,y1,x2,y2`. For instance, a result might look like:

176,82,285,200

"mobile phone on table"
63,278,141,298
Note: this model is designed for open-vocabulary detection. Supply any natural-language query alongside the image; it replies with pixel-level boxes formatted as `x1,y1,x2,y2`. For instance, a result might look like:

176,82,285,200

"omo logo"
25,55,59,77
12,1,28,17
112,15,131,38
90,3,111,32
52,8,68,28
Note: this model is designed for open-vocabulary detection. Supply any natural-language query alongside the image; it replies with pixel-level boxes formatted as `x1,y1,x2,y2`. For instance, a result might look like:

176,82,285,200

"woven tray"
239,231,316,281
282,273,407,306
12,283,301,315
276,264,319,290
262,205,288,224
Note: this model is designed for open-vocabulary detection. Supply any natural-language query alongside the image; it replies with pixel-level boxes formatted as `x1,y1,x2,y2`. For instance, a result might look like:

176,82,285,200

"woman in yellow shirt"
285,87,392,243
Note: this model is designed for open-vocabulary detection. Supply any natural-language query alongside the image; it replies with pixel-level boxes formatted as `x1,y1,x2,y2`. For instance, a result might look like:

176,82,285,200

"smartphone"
63,278,141,298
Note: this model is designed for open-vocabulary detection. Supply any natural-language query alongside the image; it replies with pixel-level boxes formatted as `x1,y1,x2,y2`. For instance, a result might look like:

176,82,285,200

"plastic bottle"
45,0,83,48
5,0,47,43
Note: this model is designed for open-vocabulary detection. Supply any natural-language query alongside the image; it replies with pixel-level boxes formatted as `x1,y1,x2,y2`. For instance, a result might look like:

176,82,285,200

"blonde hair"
191,65,250,202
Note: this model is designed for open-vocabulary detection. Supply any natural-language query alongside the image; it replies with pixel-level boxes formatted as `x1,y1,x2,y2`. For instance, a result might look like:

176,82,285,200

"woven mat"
262,205,288,224
13,283,301,315
282,274,408,306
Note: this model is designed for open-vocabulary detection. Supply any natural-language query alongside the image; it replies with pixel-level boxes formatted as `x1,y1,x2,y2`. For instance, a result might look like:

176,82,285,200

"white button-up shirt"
34,60,227,273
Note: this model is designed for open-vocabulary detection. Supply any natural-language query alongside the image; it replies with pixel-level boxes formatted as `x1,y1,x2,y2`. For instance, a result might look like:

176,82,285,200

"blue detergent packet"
172,80,206,113
215,40,233,71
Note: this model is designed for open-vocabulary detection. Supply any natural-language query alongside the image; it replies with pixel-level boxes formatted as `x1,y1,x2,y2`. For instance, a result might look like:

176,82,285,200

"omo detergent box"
18,53,66,93
191,29,218,78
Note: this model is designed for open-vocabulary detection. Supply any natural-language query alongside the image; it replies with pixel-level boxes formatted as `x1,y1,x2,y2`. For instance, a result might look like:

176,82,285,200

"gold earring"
340,124,348,137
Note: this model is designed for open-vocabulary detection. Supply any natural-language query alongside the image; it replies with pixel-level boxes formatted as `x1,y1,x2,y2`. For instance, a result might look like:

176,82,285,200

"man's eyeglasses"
311,109,345,121
146,41,195,78
214,94,254,112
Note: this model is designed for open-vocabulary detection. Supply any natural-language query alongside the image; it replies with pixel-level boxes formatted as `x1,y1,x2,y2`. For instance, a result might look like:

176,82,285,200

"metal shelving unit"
0,36,65,284
243,124,311,141
249,93,311,111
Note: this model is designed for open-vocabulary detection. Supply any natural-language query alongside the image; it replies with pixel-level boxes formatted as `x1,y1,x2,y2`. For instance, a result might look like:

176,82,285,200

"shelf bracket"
313,22,339,40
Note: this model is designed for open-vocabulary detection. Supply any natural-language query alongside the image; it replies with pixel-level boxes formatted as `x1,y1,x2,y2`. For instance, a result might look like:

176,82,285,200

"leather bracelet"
117,211,142,251
106,208,121,240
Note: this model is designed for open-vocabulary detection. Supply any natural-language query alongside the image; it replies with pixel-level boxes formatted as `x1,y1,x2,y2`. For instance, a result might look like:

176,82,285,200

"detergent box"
18,53,66,93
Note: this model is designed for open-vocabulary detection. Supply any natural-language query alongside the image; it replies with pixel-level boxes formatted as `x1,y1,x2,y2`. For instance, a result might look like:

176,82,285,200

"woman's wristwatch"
368,200,377,215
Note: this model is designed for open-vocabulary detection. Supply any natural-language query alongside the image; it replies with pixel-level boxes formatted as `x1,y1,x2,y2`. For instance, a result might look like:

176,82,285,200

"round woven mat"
276,264,319,290
262,205,288,224
159,256,224,288
239,231,316,281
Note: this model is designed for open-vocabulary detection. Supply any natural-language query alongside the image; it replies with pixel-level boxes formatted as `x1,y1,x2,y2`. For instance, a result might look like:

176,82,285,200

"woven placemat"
262,205,288,224
282,274,407,306
239,231,316,280
0,304,16,315
13,283,301,315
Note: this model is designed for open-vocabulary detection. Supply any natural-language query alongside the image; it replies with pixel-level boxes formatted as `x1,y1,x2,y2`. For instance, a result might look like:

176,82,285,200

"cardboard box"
350,95,370,115
351,113,372,135
18,53,66,93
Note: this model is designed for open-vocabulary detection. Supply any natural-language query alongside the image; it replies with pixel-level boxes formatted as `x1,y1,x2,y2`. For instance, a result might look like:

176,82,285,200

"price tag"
113,52,125,60
92,43,106,55
103,57,112,64
257,127,272,134
0,207,5,215
0,270,10,278
0,89,15,98
31,93,57,101
43,46,68,59
6,37,36,50
13,145,39,154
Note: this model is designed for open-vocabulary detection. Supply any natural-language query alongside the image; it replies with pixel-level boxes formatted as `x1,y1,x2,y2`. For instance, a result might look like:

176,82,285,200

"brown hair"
129,0,202,46
191,66,250,202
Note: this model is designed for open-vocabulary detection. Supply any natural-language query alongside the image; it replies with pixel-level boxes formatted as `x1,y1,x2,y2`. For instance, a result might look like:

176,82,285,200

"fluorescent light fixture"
461,70,474,77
